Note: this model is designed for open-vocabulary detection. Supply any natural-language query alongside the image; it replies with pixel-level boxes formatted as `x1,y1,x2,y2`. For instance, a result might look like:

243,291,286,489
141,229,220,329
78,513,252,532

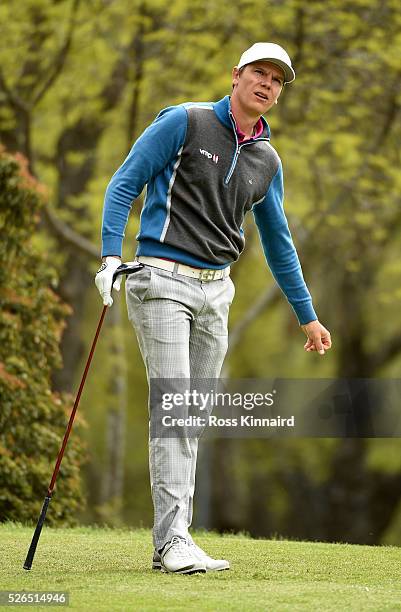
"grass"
0,524,400,611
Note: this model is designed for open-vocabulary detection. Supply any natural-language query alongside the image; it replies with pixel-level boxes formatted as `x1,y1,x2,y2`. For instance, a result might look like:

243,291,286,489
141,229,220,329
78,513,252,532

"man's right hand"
95,256,122,306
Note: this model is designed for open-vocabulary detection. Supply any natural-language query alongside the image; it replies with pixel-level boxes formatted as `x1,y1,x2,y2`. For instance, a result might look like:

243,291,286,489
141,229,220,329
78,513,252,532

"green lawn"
0,524,400,611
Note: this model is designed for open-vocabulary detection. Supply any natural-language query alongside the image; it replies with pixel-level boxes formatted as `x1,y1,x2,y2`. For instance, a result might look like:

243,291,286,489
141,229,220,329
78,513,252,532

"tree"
205,0,401,545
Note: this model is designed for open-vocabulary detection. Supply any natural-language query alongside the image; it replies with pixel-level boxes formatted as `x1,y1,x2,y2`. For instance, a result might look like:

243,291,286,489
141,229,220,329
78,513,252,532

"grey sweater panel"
163,106,280,265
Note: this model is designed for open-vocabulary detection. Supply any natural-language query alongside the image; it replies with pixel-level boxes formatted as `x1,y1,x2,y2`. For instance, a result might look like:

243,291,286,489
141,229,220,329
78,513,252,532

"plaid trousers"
126,264,234,550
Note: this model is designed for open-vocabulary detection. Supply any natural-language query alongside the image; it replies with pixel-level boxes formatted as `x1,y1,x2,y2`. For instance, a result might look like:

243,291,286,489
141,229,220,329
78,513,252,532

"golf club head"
112,261,144,285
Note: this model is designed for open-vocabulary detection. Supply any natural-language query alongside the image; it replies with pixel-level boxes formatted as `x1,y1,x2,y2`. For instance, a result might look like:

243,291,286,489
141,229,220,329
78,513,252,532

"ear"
274,87,283,104
232,66,240,89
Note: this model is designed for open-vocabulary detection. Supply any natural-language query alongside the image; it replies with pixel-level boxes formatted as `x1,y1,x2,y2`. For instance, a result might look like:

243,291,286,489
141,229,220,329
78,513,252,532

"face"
231,61,284,117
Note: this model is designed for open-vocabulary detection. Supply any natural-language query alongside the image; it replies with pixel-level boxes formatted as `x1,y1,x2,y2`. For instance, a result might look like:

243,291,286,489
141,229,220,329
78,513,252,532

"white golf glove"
95,257,122,306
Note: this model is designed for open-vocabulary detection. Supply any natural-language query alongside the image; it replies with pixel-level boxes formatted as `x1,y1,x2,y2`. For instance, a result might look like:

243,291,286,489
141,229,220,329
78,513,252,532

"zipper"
224,111,270,185
225,113,240,184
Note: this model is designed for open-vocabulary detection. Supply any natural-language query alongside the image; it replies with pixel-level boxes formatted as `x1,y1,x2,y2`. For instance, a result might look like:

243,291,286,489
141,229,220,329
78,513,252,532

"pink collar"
235,116,264,143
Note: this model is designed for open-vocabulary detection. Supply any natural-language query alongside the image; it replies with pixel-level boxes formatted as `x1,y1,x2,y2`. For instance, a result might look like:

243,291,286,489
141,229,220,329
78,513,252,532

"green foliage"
0,148,84,524
1,0,401,542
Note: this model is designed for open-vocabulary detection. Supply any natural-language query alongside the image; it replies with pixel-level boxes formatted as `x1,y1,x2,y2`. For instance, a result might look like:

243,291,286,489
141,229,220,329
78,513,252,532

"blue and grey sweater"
102,95,317,324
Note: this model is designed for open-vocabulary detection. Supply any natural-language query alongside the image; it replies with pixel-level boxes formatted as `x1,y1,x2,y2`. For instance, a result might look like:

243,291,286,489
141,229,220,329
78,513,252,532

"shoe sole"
160,564,206,575
153,561,229,572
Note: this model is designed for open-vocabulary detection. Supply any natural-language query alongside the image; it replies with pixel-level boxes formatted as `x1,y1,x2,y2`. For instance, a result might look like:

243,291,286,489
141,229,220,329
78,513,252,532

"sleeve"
252,161,317,325
101,105,188,257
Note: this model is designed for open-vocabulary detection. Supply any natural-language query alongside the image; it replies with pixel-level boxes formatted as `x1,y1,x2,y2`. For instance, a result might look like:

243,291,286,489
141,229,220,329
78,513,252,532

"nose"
261,73,273,88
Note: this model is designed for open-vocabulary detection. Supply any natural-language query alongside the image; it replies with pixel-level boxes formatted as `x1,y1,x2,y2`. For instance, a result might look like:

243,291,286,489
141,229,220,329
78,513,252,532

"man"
95,42,331,574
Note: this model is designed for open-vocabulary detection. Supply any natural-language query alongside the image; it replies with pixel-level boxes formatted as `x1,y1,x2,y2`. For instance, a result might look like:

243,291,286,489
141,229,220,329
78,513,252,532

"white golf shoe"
188,541,230,571
159,536,206,574
153,538,229,572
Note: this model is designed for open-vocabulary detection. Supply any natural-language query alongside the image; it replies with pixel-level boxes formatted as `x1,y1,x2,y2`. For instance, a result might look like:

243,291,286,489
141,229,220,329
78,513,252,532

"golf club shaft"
23,304,108,570
48,304,108,494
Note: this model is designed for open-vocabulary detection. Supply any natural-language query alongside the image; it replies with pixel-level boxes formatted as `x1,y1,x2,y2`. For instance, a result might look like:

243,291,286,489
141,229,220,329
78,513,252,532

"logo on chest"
199,148,219,164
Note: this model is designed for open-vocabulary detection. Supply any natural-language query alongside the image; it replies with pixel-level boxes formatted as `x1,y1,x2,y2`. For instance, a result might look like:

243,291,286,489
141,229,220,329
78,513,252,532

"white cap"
237,42,295,83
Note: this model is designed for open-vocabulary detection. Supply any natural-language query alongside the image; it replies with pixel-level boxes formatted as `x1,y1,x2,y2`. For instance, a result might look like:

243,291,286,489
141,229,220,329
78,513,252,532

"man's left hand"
301,320,332,356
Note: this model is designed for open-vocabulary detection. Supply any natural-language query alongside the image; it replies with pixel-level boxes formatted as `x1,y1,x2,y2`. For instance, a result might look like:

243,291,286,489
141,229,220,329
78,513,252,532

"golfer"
96,42,331,574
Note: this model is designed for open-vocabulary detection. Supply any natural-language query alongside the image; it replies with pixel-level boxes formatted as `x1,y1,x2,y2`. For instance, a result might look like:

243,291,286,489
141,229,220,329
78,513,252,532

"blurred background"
1,0,401,545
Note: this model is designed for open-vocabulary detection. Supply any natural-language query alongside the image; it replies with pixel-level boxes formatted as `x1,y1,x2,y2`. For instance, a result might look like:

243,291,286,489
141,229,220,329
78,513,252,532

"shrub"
0,147,85,524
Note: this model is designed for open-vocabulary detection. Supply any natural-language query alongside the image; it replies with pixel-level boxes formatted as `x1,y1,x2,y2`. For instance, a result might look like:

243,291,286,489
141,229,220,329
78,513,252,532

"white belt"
136,256,230,281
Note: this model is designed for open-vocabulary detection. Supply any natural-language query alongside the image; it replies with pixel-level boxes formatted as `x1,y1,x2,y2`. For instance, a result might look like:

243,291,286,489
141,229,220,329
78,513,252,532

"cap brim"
239,58,295,83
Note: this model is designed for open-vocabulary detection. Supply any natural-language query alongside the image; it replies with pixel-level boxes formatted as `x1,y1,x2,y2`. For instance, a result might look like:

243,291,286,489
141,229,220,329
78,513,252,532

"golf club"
23,261,143,571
